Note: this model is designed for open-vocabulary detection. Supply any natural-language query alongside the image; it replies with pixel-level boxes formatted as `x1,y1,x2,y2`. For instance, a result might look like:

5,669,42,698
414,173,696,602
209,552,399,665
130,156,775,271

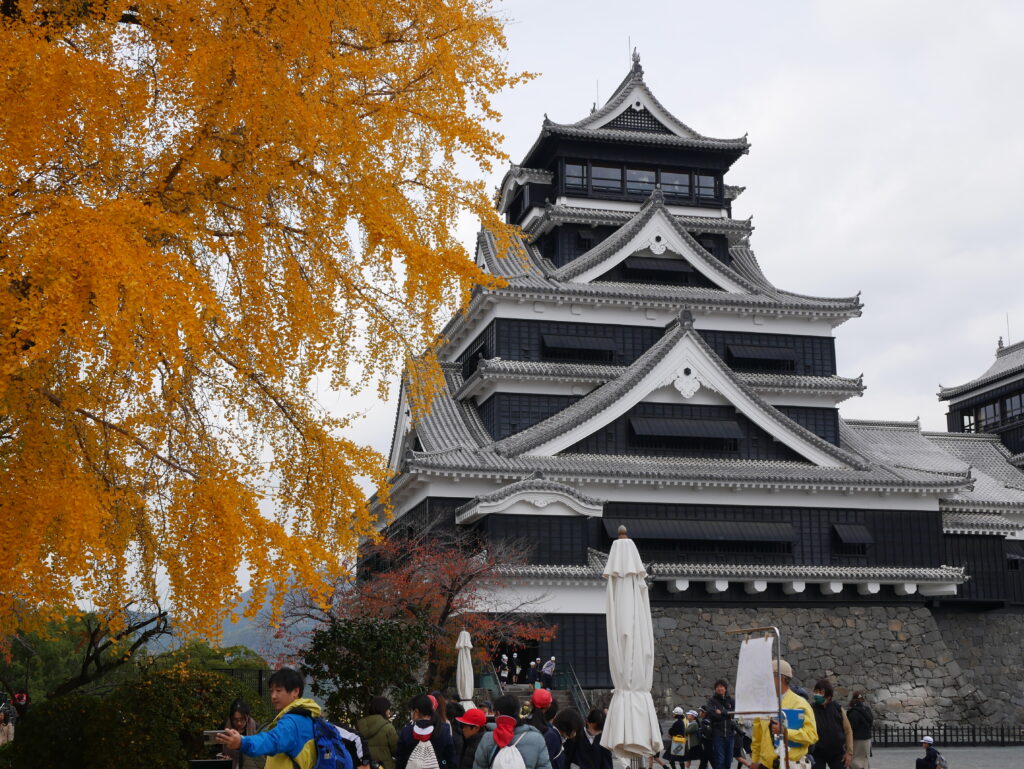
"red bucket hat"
531,688,553,710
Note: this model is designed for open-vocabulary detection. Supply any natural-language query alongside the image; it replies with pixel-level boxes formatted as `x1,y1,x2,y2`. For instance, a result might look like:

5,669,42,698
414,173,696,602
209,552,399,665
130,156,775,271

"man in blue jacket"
218,667,349,769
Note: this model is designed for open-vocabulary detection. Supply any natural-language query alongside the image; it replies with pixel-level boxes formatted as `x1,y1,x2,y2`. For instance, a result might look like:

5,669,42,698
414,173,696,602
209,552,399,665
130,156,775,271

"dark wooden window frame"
558,159,722,206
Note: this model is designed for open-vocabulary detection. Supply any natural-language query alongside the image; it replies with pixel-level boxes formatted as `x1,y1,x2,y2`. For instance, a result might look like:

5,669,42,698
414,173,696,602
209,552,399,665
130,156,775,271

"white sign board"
733,635,779,715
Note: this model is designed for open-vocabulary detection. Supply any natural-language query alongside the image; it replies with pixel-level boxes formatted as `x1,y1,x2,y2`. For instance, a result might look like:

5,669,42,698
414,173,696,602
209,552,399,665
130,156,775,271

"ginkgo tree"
0,0,523,639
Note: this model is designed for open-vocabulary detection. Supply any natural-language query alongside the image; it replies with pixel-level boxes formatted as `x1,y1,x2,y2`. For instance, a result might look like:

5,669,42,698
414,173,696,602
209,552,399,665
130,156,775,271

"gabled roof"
489,312,867,468
497,165,554,215
551,190,754,291
471,196,861,317
454,473,606,524
395,360,970,497
542,52,749,154
939,338,1024,400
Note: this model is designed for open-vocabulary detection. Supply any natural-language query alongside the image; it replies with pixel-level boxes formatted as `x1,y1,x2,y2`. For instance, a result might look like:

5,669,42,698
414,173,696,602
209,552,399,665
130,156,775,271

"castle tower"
384,57,1024,688
940,337,1024,462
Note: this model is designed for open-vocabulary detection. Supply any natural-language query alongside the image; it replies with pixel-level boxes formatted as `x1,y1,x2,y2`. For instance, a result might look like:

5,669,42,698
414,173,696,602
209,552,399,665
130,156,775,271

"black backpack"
698,718,713,742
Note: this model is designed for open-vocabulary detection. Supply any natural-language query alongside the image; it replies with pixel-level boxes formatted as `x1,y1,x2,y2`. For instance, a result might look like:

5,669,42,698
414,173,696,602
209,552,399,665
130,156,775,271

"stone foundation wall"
649,605,1024,727
931,609,1024,721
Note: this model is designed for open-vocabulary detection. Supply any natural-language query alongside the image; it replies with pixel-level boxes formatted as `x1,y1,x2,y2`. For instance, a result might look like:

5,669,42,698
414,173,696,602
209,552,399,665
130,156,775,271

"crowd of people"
213,663,949,769
216,667,608,769
0,690,27,747
662,660,879,769
495,654,557,689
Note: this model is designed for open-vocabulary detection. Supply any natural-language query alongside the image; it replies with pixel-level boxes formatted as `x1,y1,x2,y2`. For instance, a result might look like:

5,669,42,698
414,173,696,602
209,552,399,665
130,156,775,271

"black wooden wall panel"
481,514,588,566
564,402,807,462
601,503,946,569
537,614,611,689
477,393,580,440
777,406,841,446
943,533,1008,602
698,329,837,376
494,319,664,365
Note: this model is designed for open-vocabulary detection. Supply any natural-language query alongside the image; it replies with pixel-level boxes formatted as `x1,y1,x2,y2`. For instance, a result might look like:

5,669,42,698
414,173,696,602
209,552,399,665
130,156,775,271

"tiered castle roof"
384,55,1024,605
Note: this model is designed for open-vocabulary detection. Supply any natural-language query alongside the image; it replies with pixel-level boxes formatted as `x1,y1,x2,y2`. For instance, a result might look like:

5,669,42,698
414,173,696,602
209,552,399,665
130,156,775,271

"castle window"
975,402,1000,430
592,165,623,193
626,168,657,195
696,174,717,199
661,171,690,198
961,412,975,432
629,416,742,454
1004,394,1024,421
565,162,587,191
541,333,617,363
727,344,799,373
833,523,873,558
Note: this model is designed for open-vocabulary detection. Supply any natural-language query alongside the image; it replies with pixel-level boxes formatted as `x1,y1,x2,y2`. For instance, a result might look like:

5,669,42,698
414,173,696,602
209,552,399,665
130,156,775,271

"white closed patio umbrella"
600,526,663,762
456,629,475,707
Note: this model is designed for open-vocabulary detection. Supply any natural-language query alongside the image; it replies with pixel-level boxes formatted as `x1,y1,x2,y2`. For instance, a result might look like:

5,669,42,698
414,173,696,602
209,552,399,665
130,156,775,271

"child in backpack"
472,693,552,769
915,736,946,769
396,694,458,769
218,667,351,769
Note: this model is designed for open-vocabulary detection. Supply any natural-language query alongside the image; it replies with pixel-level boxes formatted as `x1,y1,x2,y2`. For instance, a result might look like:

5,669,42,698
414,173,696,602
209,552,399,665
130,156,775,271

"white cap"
672,707,685,716
686,710,699,717
501,654,508,661
550,656,556,661
921,736,934,744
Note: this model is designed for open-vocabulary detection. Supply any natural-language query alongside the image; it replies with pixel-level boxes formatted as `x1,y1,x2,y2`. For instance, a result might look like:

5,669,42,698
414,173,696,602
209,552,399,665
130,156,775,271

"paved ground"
869,745,1023,768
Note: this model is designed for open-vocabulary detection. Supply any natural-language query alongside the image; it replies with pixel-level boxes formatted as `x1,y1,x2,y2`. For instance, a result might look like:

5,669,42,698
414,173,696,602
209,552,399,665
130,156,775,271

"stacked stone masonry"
648,606,1024,726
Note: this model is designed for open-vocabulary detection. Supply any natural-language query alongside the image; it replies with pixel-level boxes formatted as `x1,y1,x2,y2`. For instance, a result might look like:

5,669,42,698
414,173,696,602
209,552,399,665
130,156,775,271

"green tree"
0,605,170,701
301,617,428,722
156,639,270,672
2,668,269,769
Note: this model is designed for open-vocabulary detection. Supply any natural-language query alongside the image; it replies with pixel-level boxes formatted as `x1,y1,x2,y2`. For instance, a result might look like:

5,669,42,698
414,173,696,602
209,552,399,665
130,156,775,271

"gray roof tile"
552,190,757,289
456,474,605,517
647,561,967,583
498,557,967,584
461,359,862,399
523,204,752,241
939,338,1024,399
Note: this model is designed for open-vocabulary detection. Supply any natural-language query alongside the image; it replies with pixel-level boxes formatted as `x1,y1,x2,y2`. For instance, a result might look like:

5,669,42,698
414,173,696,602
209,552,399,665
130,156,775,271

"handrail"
562,662,589,715
487,659,505,697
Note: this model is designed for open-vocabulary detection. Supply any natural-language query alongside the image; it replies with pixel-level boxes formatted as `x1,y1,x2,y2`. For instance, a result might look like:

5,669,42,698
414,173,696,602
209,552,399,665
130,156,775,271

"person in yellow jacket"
750,659,817,769
219,668,332,769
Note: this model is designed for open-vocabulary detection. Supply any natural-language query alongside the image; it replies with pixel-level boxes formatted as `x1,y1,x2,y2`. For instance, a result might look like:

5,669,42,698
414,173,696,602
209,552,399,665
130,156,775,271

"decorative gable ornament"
648,233,668,255
672,366,703,399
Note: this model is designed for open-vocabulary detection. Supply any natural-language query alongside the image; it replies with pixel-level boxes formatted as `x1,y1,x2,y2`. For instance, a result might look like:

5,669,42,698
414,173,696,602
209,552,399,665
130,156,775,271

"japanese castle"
384,55,1024,688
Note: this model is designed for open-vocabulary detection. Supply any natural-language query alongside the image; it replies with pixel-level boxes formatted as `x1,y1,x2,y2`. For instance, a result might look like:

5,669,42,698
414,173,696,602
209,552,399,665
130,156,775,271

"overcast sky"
342,0,1024,459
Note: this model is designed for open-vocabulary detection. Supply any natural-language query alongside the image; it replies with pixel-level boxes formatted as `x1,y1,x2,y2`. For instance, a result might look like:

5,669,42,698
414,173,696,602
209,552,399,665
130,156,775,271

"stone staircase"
500,683,575,707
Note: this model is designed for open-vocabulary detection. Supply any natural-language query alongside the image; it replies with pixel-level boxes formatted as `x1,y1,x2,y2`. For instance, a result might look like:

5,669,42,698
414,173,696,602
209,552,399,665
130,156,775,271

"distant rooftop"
939,337,1024,400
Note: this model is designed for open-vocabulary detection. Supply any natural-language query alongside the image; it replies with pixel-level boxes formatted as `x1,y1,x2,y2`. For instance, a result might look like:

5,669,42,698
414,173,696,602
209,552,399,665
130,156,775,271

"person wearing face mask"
809,680,851,769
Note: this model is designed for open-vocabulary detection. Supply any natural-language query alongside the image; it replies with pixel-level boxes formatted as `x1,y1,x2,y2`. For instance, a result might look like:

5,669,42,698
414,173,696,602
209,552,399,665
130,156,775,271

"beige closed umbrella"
600,527,663,761
456,630,475,706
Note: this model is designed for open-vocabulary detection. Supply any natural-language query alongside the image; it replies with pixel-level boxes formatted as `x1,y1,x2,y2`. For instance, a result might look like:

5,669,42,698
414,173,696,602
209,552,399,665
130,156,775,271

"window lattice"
605,107,673,134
